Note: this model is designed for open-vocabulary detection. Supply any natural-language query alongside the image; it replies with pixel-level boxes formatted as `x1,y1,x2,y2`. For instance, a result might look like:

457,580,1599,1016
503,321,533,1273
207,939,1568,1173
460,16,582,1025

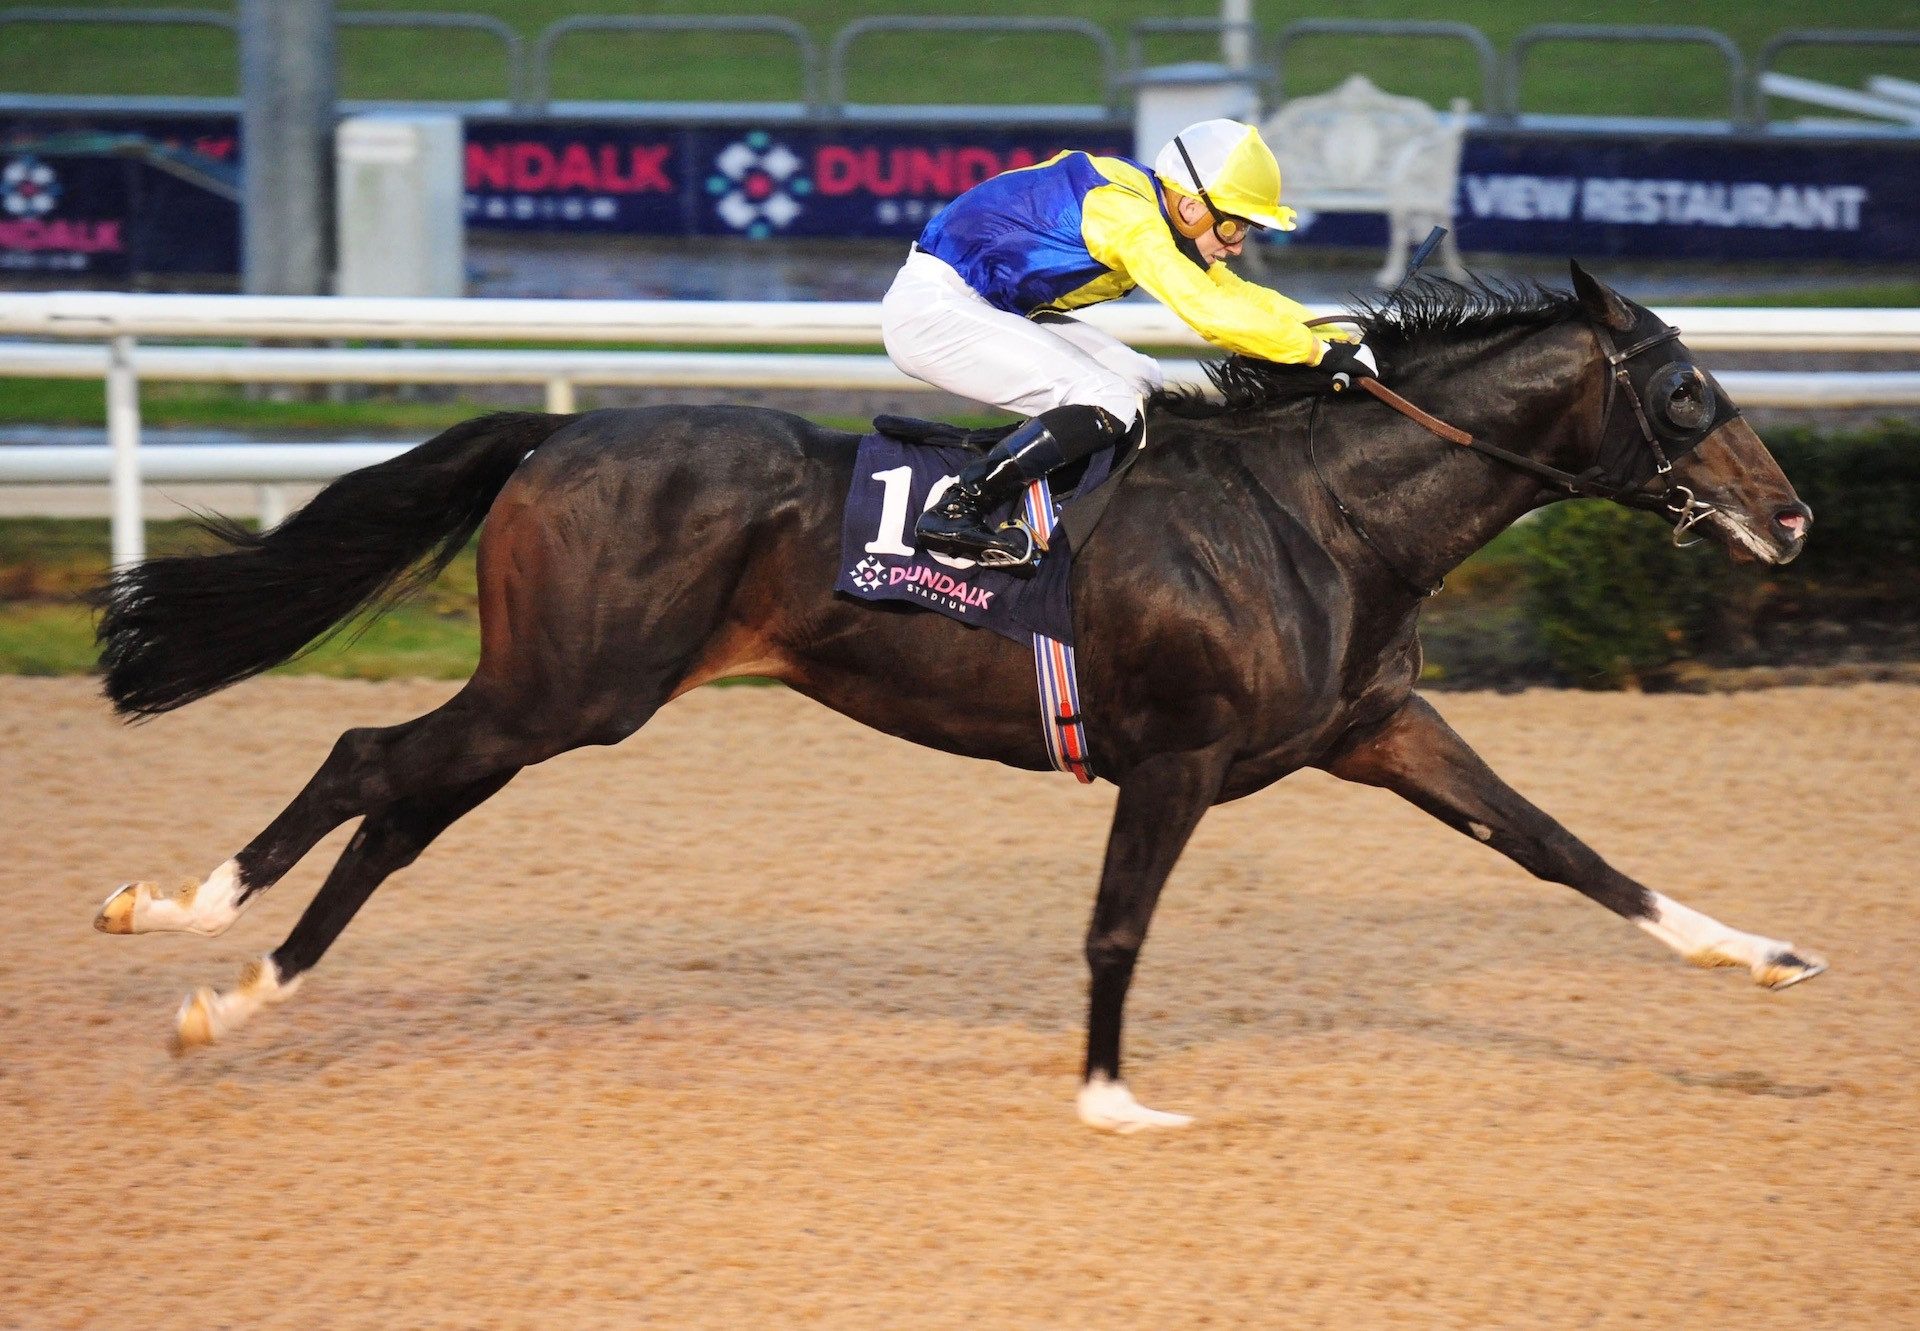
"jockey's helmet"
1154,119,1298,236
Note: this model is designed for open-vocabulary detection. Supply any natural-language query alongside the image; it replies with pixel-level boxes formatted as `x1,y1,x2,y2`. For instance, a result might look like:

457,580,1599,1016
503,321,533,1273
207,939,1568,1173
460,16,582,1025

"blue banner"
1,110,1914,275
462,121,1129,240
0,113,237,275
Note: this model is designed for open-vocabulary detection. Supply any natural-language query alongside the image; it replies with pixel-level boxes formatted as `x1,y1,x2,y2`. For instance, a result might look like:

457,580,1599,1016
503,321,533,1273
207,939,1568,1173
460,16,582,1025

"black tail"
93,411,571,718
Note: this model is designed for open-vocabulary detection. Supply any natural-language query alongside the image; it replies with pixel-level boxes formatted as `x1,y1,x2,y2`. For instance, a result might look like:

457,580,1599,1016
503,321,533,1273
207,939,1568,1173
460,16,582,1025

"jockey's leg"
915,403,1135,573
1031,312,1167,402
883,257,1153,575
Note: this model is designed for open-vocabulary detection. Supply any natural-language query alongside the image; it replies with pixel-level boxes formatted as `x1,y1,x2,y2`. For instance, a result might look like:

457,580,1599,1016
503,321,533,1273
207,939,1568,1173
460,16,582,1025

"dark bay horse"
92,264,1825,1132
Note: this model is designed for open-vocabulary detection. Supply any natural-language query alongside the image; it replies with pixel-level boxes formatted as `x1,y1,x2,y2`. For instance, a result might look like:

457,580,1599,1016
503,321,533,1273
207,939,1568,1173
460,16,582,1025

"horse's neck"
1294,322,1596,595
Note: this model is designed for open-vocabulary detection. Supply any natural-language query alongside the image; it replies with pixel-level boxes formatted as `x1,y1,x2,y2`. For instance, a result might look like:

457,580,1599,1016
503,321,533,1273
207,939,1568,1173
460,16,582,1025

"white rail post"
545,376,576,413
106,334,144,569
257,484,290,530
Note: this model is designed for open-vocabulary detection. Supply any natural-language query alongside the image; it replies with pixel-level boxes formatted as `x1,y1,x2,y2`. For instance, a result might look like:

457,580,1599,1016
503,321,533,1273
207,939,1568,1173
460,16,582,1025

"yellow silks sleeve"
1080,178,1325,366
1206,263,1353,346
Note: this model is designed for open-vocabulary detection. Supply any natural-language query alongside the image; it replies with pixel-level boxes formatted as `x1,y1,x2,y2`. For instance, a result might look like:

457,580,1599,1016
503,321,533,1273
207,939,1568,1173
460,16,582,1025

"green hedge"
1508,420,1920,687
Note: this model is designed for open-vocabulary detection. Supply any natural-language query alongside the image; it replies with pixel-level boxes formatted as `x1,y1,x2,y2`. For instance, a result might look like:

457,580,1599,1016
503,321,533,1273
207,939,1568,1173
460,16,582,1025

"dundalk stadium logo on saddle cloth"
707,131,813,238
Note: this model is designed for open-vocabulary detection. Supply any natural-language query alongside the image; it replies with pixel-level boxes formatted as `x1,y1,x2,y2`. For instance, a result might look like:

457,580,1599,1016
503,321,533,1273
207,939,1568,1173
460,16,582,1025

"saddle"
871,414,1018,454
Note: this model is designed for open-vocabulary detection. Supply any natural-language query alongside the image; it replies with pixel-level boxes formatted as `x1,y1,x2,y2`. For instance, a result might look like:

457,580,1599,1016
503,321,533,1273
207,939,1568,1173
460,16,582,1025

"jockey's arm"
1081,183,1327,365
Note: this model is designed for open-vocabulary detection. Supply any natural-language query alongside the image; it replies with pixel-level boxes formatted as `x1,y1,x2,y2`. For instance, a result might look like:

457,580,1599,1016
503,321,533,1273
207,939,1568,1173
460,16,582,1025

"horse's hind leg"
1322,696,1827,989
171,770,516,1053
94,620,668,941
98,449,760,938
94,686,552,937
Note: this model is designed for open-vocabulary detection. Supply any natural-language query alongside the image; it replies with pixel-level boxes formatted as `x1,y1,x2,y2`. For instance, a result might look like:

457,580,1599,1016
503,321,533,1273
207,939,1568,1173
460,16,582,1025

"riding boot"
915,428,1043,572
914,405,1131,575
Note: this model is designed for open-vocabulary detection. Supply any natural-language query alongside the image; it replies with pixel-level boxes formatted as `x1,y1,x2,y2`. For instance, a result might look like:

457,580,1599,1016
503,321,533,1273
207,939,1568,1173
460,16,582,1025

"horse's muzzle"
1773,501,1812,548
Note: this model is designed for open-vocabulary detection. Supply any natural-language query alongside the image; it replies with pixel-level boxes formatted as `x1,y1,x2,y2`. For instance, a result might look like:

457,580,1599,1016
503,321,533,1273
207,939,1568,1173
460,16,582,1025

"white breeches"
880,249,1164,424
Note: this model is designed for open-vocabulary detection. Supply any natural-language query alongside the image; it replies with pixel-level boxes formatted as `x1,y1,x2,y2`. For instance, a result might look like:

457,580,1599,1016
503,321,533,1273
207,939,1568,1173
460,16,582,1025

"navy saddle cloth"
833,417,1119,646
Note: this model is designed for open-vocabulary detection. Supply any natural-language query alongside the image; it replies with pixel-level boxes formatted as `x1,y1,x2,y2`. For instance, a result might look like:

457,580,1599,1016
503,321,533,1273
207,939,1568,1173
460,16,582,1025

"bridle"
1303,313,1739,596
1586,318,1731,543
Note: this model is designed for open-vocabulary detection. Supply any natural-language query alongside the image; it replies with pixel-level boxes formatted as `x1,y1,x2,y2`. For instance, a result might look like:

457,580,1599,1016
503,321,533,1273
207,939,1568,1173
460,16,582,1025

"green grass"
0,378,528,432
0,376,931,433
0,601,97,674
1,0,1914,120
0,513,486,680
1712,282,1920,308
0,596,483,678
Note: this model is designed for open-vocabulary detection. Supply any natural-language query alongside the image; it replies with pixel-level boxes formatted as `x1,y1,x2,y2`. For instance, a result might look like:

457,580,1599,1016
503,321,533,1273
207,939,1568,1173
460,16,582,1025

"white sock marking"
1076,1074,1194,1133
174,955,302,1052
1636,891,1826,987
1637,891,1772,968
98,859,249,936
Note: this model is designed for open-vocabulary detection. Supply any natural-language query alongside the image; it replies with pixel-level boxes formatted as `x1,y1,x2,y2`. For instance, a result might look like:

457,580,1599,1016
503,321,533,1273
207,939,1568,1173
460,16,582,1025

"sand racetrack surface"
2,677,1915,1328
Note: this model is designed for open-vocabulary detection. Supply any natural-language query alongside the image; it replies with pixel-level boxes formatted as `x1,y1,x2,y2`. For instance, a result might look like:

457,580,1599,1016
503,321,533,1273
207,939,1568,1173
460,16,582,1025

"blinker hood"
1591,318,1740,493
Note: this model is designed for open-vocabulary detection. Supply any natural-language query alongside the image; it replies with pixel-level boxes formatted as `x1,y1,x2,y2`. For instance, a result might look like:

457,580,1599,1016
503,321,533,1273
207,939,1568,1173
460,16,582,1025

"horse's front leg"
1079,749,1229,1133
1322,696,1827,989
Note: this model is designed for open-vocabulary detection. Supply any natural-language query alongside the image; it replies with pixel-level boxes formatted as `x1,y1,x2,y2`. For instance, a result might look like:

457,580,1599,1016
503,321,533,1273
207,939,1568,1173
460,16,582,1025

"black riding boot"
914,405,1129,575
915,431,1041,571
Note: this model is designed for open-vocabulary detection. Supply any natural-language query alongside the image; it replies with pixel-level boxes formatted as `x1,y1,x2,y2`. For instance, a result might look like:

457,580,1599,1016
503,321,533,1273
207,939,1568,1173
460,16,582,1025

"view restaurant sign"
1294,130,1920,262
462,124,1126,239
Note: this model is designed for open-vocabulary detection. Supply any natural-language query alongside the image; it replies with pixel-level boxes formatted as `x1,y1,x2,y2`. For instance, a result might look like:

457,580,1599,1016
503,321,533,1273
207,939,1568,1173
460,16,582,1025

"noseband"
1303,314,1740,595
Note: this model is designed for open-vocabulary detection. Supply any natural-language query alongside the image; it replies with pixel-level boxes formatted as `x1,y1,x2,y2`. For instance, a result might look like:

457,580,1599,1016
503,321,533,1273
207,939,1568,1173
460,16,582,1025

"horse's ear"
1569,260,1636,331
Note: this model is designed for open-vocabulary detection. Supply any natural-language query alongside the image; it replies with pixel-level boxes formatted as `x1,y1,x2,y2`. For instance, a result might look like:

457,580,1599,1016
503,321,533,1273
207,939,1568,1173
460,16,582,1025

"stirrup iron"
972,519,1039,569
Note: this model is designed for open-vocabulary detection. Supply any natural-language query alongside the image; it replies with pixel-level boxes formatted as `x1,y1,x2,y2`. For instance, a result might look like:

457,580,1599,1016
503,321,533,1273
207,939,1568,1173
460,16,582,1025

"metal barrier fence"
1506,25,1750,126
1758,30,1920,130
530,16,818,120
2,9,1917,127
0,293,1915,567
1269,20,1502,116
826,17,1120,123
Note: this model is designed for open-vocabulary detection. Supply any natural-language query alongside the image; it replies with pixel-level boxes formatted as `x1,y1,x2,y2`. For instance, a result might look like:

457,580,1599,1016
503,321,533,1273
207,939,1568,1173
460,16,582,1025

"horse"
90,263,1826,1133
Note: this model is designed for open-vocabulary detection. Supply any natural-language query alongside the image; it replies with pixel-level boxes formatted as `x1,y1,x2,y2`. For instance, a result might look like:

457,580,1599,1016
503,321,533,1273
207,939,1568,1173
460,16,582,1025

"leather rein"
1301,316,1726,597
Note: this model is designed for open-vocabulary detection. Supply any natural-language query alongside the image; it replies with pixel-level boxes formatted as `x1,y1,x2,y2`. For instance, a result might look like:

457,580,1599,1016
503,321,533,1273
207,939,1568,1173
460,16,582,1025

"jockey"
881,117,1375,573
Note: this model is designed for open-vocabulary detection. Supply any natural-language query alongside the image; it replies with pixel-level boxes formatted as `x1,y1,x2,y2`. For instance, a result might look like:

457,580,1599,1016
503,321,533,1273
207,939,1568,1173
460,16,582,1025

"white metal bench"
1256,74,1470,286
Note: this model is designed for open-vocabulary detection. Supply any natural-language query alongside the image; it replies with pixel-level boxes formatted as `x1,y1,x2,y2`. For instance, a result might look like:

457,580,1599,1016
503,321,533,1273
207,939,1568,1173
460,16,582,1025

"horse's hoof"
171,987,220,1056
94,881,156,934
1754,948,1828,991
167,958,301,1056
1077,1076,1194,1134
92,863,245,937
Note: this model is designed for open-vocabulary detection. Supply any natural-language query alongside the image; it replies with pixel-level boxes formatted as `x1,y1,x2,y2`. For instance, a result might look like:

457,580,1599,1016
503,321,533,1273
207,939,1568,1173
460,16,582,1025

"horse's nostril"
1774,509,1809,539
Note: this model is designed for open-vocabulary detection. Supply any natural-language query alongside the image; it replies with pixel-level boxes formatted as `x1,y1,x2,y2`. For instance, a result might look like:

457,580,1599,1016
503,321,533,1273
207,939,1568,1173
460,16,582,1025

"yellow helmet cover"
1154,119,1298,233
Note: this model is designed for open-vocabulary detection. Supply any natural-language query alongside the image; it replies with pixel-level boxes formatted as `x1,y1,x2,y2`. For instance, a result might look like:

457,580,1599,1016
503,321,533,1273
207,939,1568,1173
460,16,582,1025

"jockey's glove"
1318,341,1379,391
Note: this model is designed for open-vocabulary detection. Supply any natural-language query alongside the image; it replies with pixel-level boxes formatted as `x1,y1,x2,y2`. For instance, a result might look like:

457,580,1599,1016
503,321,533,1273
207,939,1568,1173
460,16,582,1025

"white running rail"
3,291,1920,350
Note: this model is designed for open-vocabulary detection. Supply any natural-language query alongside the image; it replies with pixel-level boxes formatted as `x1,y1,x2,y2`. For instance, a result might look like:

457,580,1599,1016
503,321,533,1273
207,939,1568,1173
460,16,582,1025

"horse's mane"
1150,275,1583,421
